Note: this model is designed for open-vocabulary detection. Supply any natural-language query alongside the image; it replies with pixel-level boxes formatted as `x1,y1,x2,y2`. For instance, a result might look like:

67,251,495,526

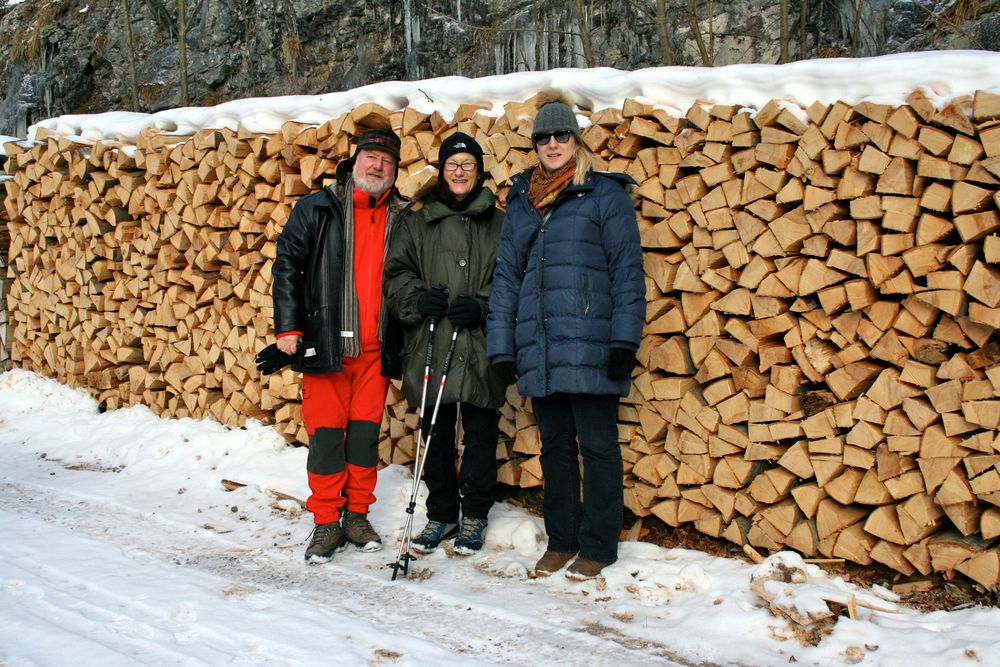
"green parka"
383,187,506,409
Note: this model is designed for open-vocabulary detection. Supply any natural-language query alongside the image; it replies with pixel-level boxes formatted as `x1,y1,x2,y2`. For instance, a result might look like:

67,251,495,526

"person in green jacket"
383,132,507,555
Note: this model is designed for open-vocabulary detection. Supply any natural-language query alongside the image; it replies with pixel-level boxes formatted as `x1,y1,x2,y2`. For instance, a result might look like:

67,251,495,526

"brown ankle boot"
531,550,576,577
565,556,610,581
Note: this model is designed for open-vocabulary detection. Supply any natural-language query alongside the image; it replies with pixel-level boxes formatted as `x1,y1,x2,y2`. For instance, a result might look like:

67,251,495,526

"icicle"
540,14,548,70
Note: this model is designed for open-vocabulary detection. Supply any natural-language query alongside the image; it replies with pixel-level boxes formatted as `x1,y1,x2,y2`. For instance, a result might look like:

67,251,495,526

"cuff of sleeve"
277,331,303,339
610,341,637,351
491,354,514,364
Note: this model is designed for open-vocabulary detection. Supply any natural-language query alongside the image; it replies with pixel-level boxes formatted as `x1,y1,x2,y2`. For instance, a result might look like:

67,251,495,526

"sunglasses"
532,130,574,146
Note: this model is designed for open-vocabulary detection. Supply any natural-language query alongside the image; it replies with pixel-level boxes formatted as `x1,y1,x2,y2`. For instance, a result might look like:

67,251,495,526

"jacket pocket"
296,339,325,373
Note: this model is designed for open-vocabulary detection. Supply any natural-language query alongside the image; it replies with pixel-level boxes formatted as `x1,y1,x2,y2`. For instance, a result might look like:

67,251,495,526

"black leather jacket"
271,164,410,377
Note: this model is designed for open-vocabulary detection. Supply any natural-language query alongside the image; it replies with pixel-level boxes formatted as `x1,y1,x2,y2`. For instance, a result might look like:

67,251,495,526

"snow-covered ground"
1,368,998,666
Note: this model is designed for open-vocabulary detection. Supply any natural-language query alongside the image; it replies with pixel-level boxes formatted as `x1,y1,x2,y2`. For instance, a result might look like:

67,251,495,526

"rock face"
0,0,997,137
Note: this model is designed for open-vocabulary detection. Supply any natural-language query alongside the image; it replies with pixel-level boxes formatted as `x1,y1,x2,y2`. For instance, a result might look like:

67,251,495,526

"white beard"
353,165,392,196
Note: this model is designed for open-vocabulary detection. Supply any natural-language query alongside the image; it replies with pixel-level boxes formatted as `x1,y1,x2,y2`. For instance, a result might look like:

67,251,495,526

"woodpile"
3,87,1000,585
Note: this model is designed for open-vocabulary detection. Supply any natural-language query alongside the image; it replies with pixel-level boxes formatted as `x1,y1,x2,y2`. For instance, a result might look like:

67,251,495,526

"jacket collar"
510,168,635,203
511,167,594,204
417,187,495,224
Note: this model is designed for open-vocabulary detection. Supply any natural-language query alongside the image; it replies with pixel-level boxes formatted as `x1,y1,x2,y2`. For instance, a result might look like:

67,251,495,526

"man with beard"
261,128,409,563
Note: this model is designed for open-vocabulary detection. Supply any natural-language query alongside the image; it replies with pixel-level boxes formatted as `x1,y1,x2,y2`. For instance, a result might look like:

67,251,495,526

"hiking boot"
342,510,383,552
304,522,346,564
411,520,458,554
565,556,610,581
453,517,488,556
531,550,576,577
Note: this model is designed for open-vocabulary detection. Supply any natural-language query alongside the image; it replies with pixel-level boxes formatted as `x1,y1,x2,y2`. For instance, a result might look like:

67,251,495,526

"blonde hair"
573,143,594,186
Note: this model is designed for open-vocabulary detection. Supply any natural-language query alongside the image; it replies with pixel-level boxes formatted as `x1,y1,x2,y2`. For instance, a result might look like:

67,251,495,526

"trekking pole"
390,324,462,580
389,318,436,580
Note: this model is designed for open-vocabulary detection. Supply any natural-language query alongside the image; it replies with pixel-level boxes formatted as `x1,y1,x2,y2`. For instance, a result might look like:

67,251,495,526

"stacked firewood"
616,89,1000,588
3,87,1000,585
0,169,9,371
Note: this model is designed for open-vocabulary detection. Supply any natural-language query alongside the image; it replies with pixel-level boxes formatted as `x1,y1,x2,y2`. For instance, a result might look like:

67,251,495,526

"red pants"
301,350,389,525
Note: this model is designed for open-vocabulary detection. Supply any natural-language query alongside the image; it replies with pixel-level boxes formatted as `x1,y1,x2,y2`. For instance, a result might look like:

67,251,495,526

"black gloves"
256,343,295,375
417,285,449,319
447,296,483,328
492,360,517,386
607,346,638,381
418,287,482,328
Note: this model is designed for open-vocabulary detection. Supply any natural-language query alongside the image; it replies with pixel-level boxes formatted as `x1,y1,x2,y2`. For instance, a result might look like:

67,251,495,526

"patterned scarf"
528,159,576,215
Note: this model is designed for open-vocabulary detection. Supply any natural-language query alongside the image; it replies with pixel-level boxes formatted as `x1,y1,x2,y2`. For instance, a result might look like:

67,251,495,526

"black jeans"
532,393,623,564
422,402,499,522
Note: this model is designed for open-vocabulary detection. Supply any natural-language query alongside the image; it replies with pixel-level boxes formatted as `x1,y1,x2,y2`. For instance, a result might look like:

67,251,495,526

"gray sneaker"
342,510,383,552
304,522,346,564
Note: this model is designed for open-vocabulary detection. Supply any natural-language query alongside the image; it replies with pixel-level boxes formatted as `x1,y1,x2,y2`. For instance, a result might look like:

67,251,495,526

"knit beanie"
437,131,484,174
532,102,583,143
435,131,487,210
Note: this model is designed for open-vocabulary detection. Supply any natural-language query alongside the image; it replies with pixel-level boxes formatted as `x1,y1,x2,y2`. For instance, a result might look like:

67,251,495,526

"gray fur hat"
532,102,583,144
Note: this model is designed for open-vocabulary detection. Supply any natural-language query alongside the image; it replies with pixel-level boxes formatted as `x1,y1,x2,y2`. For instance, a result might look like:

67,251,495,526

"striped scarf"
340,178,361,358
339,178,392,358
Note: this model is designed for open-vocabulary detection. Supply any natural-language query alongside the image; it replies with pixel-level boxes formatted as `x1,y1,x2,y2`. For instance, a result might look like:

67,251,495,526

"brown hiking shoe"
342,510,383,552
565,556,610,581
304,522,346,564
531,550,576,577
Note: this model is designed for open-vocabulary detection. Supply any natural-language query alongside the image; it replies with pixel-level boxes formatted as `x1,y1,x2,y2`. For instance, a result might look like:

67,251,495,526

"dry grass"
9,1,74,65
915,0,1000,48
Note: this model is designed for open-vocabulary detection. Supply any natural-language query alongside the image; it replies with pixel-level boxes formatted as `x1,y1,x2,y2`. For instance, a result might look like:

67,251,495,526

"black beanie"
437,131,484,175
434,131,487,210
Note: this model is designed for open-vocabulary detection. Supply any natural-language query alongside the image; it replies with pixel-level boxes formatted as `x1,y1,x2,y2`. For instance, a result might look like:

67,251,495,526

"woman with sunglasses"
487,98,645,580
384,131,507,556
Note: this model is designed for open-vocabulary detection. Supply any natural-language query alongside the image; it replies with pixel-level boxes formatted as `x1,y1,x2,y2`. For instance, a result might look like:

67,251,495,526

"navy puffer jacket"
487,168,645,397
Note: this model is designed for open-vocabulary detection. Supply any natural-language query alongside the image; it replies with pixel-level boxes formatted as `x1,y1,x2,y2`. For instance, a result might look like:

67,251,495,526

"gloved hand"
447,296,483,328
492,360,517,386
256,343,295,375
607,347,638,381
417,285,449,319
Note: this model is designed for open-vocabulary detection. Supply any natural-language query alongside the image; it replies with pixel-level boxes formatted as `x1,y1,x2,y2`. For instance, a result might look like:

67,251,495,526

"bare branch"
423,6,595,40
800,0,809,60
188,0,207,22
687,0,712,66
140,0,173,35
178,0,189,105
654,0,675,65
851,0,864,56
780,0,789,63
571,0,596,66
123,0,140,110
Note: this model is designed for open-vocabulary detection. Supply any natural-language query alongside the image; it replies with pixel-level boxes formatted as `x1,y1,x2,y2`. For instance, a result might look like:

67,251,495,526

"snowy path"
0,480,687,666
6,370,1000,667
